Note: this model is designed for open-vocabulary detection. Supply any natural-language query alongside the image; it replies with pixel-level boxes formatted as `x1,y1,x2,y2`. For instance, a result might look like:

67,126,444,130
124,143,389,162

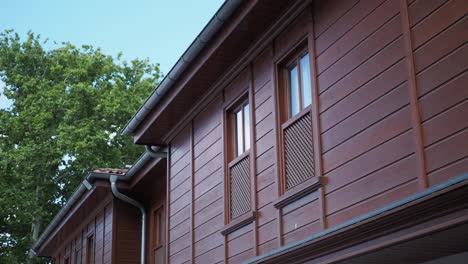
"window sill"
220,211,256,236
274,177,322,209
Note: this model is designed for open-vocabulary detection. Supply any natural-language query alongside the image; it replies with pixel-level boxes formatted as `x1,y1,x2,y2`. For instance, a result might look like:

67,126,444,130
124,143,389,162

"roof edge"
121,0,242,137
31,151,157,255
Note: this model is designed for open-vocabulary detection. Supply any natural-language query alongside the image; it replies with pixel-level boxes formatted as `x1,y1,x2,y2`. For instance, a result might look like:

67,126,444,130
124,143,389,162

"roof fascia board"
132,0,259,144
48,193,114,257
33,149,156,255
122,0,243,137
36,186,98,255
160,0,313,144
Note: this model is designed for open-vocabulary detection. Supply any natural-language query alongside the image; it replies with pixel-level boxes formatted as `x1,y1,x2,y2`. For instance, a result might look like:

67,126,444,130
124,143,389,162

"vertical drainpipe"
109,175,146,264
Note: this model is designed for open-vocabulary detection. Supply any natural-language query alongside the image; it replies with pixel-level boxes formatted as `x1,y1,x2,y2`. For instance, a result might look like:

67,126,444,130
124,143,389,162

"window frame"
151,205,164,251
149,202,166,264
86,234,95,264
228,98,251,161
221,88,257,235
279,46,313,123
74,246,82,264
226,95,251,221
274,40,323,207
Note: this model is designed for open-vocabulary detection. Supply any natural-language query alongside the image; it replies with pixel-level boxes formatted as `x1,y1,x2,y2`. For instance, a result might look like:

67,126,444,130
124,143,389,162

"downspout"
109,175,146,264
32,147,168,257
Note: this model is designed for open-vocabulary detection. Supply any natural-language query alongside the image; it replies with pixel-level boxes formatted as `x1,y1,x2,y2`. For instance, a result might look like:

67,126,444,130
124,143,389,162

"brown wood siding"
313,0,418,230
252,46,280,253
103,205,113,264
408,0,468,186
169,125,192,264
160,0,467,262
192,96,224,264
113,200,141,264
227,224,254,263
53,201,113,264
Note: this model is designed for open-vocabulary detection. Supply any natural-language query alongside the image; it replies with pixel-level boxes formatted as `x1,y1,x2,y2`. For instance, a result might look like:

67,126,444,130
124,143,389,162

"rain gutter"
121,0,242,136
31,146,167,256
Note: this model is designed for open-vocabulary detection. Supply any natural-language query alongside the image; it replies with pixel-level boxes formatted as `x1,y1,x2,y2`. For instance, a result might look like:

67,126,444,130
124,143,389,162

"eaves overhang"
121,0,243,138
30,150,163,257
122,0,299,145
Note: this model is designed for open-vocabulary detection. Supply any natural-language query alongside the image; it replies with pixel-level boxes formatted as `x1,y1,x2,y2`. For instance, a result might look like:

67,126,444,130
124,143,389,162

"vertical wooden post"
221,89,229,263
307,3,327,231
400,0,428,190
100,211,105,264
271,41,285,248
190,122,196,263
249,62,259,256
165,145,171,264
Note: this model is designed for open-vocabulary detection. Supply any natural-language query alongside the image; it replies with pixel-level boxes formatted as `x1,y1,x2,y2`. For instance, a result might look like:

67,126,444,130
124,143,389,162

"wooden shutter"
229,156,251,219
283,112,314,190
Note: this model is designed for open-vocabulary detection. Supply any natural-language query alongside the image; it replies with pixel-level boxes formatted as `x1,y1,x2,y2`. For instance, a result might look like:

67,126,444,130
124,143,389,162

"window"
74,248,81,264
279,48,316,192
226,97,252,221
151,206,165,264
233,102,250,158
86,235,95,264
285,51,312,118
152,207,163,249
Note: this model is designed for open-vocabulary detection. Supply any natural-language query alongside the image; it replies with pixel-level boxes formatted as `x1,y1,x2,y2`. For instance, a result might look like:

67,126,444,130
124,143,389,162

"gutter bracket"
145,145,168,158
82,179,93,190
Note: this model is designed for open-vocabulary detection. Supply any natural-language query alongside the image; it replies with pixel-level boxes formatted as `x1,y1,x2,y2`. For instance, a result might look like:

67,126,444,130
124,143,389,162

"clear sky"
0,0,225,108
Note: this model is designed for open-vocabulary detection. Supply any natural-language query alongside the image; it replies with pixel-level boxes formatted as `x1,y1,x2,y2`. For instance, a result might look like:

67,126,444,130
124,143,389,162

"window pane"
300,53,312,108
289,65,300,117
87,236,94,264
75,250,81,264
236,110,243,157
243,104,250,152
158,210,163,246
153,210,160,246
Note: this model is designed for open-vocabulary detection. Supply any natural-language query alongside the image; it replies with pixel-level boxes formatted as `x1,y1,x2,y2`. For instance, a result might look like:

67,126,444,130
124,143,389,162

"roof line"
121,0,242,136
31,151,155,255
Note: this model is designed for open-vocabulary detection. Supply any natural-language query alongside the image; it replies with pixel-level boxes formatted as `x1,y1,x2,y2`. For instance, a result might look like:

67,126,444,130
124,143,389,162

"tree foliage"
0,30,160,263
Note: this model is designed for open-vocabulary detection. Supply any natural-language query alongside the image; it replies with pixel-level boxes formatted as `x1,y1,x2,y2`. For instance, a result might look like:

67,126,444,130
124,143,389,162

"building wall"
317,0,417,228
411,0,468,186
53,201,113,264
113,200,141,264
164,0,468,263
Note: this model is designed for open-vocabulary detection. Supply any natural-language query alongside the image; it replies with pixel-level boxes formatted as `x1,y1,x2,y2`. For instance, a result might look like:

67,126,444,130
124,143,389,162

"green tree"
0,30,160,263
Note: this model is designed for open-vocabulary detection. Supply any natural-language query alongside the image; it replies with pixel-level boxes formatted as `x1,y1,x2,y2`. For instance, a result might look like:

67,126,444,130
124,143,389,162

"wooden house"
32,0,468,263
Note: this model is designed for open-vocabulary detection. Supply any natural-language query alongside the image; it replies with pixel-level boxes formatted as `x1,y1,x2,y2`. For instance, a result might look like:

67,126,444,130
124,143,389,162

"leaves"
0,30,159,263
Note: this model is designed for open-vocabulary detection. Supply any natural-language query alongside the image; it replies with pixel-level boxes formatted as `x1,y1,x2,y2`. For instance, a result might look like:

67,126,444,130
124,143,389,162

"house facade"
33,0,468,263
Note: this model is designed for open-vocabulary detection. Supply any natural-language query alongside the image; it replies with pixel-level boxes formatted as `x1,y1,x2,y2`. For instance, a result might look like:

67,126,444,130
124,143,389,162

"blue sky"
0,0,225,108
